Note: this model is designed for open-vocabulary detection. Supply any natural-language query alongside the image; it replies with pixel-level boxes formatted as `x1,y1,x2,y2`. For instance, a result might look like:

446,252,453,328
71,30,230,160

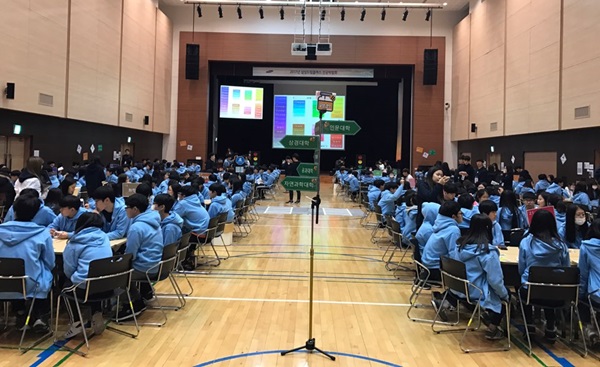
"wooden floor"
2,179,599,366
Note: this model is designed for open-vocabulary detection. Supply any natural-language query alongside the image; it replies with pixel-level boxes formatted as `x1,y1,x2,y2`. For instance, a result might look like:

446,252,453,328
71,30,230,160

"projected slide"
220,85,264,119
273,95,346,150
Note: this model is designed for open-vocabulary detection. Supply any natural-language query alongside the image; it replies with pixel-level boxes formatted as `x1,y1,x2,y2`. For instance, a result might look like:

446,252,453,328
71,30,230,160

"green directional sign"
279,135,319,150
281,177,319,192
319,120,361,135
296,163,319,177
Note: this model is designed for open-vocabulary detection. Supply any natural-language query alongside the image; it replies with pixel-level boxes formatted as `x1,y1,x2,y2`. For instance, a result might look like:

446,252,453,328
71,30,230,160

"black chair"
172,232,193,296
0,258,52,353
433,256,511,353
518,266,587,357
406,260,452,325
588,289,600,346
192,217,220,267
213,212,231,259
55,254,139,356
509,229,525,247
371,204,386,243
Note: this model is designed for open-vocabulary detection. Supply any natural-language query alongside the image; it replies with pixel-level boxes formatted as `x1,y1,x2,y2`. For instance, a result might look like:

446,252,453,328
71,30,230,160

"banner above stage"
252,67,374,79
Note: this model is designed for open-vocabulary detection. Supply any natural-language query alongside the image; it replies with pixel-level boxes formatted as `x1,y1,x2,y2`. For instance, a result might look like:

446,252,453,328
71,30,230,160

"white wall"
159,4,466,164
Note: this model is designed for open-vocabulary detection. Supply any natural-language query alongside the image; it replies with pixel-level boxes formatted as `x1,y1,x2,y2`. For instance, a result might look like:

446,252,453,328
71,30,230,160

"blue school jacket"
545,183,569,198
579,238,600,303
161,211,183,246
558,221,585,249
489,195,500,207
518,234,570,286
208,194,234,222
106,174,118,184
242,181,252,196
498,207,517,231
172,195,210,234
454,244,508,313
377,188,405,217
415,202,441,255
230,190,245,209
0,221,54,299
102,200,130,240
63,227,113,286
158,179,170,194
492,220,504,247
534,180,550,192
573,192,592,210
4,202,57,227
126,210,165,273
347,175,360,192
518,205,530,229
367,186,381,211
555,212,566,229
401,205,419,239
422,215,461,270
458,207,480,229
47,207,87,238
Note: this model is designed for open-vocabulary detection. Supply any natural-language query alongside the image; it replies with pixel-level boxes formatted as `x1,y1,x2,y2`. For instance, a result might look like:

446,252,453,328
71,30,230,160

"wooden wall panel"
0,0,68,117
451,15,470,142
562,0,600,130
469,0,505,139
176,32,446,169
505,0,560,135
152,11,173,134
68,0,122,125
119,0,156,131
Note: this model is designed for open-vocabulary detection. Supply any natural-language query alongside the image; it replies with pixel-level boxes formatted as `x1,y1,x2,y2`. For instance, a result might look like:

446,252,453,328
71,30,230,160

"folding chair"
0,258,52,353
168,232,194,297
393,237,417,278
518,266,587,357
359,192,375,227
192,217,220,267
370,204,387,243
233,200,249,238
55,254,139,356
213,212,231,260
382,218,407,271
407,260,452,325
588,290,600,347
432,256,511,353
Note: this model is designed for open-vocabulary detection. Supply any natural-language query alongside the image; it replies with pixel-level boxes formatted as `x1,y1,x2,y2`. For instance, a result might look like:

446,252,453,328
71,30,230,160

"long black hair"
74,212,104,234
528,209,561,246
458,214,493,253
586,219,600,240
499,190,519,229
565,204,589,243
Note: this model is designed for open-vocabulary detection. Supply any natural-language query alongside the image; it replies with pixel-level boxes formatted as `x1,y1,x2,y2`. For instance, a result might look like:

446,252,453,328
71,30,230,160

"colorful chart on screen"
220,85,264,119
272,95,346,150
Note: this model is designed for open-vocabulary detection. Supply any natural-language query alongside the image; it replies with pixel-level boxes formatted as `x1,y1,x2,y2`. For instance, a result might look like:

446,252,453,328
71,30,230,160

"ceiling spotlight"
381,8,386,21
360,8,366,21
237,5,242,19
301,6,306,21
402,9,408,21
196,5,202,17
218,4,223,18
259,6,264,19
425,9,431,21
320,9,326,21
340,7,345,21
279,6,284,20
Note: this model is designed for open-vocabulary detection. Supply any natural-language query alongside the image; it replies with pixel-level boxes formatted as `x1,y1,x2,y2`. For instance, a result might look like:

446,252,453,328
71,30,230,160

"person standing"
285,154,301,204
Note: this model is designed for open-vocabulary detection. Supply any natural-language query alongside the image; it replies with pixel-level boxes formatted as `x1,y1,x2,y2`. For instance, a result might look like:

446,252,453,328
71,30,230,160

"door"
524,152,557,182
486,153,501,168
120,143,135,164
0,136,28,170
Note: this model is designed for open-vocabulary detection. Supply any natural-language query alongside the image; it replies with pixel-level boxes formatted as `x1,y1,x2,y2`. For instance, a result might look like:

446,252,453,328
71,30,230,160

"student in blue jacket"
347,171,360,201
453,214,509,340
208,183,234,222
400,191,419,239
518,192,537,229
573,182,591,210
92,185,130,240
61,212,113,338
518,209,570,341
421,201,463,280
48,195,87,239
368,179,384,211
174,185,210,235
546,177,570,198
477,200,504,247
498,190,520,231
578,219,600,345
415,202,440,261
558,204,589,249
4,188,57,226
153,194,183,246
118,194,165,318
229,178,246,210
0,195,55,332
457,194,479,229
377,182,405,218
534,174,550,193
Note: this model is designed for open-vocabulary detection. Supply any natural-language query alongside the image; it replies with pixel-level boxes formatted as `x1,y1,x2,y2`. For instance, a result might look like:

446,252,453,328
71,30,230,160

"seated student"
135,182,154,209
229,178,246,209
400,191,419,239
3,188,57,226
552,197,567,229
117,194,165,317
520,179,536,196
558,204,589,249
0,195,55,332
360,170,374,185
487,186,501,207
44,188,63,215
453,214,510,340
534,174,550,193
207,183,234,222
475,188,489,203
573,182,592,210
347,171,360,201
173,185,210,235
546,177,569,198
518,209,570,341
48,195,87,239
377,182,405,219
61,212,113,338
92,185,130,240
153,194,183,246
415,202,441,261
457,194,479,229
477,200,504,247
519,192,537,229
105,167,118,184
498,190,520,231
536,191,550,208
440,182,458,204
59,176,78,197
368,179,385,211
578,219,600,346
421,201,463,280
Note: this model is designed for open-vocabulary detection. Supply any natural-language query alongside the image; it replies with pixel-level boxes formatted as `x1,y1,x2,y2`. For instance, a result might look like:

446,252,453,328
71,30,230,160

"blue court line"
513,324,575,367
194,349,402,367
228,251,384,263
29,340,68,367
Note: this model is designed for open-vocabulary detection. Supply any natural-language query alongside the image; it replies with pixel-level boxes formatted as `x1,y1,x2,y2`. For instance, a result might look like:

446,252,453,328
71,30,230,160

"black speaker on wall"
144,116,149,125
423,49,438,85
5,82,15,99
185,44,200,80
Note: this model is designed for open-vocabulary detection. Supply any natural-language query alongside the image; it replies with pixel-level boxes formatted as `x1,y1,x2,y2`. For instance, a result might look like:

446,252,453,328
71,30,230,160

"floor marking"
322,207,327,216
179,271,400,282
263,207,270,213
347,208,353,216
195,349,402,367
161,295,410,307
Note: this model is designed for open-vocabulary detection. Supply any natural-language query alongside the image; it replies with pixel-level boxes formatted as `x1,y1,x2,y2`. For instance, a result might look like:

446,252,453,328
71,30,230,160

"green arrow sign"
319,120,361,135
296,163,319,177
281,177,319,192
279,135,319,150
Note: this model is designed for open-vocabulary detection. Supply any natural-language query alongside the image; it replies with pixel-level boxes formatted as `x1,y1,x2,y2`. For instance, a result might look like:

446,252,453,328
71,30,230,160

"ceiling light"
340,7,345,21
279,6,284,20
360,8,366,21
196,5,202,17
381,8,386,21
402,9,408,21
259,6,264,19
425,9,431,21
237,5,242,19
218,4,223,18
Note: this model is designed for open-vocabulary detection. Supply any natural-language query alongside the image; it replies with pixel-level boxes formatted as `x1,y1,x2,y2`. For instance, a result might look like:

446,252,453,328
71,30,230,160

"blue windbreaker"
63,227,113,286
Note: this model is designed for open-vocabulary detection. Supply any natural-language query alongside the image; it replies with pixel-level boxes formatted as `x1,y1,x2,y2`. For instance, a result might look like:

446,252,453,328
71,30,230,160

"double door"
0,136,29,170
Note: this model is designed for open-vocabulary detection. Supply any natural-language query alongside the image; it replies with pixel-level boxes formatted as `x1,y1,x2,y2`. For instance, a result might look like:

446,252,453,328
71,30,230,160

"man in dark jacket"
284,154,301,204
0,167,16,213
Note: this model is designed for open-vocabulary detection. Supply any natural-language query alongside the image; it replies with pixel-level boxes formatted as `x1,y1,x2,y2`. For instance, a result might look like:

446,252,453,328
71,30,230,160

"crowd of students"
0,152,281,339
335,156,600,345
